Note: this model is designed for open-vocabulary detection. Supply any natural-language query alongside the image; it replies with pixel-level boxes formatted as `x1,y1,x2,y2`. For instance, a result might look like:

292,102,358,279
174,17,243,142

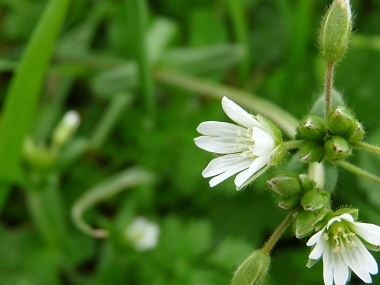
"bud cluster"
267,173,331,238
296,106,364,163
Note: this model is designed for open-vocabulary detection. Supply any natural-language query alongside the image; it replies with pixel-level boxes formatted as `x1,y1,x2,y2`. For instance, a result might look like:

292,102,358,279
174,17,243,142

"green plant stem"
261,212,295,255
324,61,334,118
354,141,380,154
284,140,304,151
337,160,380,185
154,69,299,138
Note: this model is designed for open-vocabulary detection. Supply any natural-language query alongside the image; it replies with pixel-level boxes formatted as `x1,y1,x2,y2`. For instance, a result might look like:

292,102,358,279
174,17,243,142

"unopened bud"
348,121,365,143
318,0,352,62
327,106,357,136
52,111,80,148
299,141,325,163
324,136,351,161
294,210,316,238
232,249,271,285
299,174,315,191
301,189,329,211
278,195,301,211
267,173,302,197
296,115,326,140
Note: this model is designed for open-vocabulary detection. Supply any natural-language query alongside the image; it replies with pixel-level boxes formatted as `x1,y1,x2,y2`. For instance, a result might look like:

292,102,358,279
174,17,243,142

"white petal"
202,154,251,177
323,245,334,285
194,136,250,154
333,252,349,285
235,165,270,190
251,127,276,156
208,161,250,187
309,235,327,260
221,97,260,128
344,237,376,283
339,213,355,223
350,222,380,246
307,228,326,247
234,156,267,188
196,121,246,136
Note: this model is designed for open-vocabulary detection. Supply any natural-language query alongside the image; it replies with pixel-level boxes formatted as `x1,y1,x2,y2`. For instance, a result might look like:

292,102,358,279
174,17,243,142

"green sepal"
333,207,359,220
231,249,271,285
324,136,351,161
301,189,329,211
257,114,283,145
299,141,325,163
278,195,301,211
296,115,326,140
327,106,357,136
299,174,315,191
267,173,302,197
348,121,365,143
269,142,287,166
294,209,330,239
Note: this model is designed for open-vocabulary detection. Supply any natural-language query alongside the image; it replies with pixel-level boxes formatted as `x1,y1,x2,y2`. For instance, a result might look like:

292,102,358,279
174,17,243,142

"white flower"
194,97,283,190
125,217,160,251
52,110,80,147
306,213,380,285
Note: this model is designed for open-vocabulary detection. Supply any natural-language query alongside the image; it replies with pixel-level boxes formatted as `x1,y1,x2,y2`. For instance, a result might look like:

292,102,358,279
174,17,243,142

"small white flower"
194,97,283,190
52,110,80,148
306,213,380,285
125,217,160,251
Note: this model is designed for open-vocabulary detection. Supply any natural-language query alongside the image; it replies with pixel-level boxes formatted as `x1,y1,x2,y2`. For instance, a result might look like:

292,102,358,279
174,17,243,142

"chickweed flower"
194,97,283,190
306,213,380,285
52,110,80,148
125,217,160,251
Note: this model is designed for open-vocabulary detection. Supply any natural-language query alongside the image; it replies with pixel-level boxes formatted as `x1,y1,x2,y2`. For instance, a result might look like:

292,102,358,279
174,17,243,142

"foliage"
0,0,380,284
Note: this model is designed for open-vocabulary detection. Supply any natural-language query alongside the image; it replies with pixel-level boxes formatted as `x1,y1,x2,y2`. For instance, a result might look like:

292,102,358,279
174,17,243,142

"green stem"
337,160,380,184
154,69,299,138
261,212,295,255
325,61,334,119
284,140,304,151
354,141,380,154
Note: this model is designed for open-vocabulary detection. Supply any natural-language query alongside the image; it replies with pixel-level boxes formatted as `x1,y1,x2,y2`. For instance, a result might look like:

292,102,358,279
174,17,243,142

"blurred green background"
0,0,380,284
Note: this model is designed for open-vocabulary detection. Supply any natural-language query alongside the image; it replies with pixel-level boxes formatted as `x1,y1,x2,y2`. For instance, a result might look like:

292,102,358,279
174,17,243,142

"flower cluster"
193,0,380,284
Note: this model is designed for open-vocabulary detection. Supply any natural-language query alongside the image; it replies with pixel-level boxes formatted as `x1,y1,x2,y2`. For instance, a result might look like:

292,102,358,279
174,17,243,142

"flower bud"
324,136,351,161
299,141,325,163
267,173,302,197
301,189,329,211
327,106,357,136
348,121,365,143
299,174,315,191
294,209,329,238
23,138,56,170
296,115,326,140
318,0,352,63
52,111,80,148
232,249,271,285
278,195,301,211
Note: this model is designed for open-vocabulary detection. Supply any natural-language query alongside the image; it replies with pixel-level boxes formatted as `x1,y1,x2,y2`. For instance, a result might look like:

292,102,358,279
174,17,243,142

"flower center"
236,128,256,158
324,223,357,254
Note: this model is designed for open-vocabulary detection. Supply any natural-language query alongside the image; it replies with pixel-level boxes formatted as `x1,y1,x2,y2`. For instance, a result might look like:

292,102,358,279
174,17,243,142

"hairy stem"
325,61,334,119
354,141,380,154
337,160,380,185
261,212,296,255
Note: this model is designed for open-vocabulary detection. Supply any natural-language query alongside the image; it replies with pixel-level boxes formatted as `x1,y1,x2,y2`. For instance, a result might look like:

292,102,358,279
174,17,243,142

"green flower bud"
231,249,271,285
269,142,287,166
324,136,351,161
299,141,325,163
301,189,329,211
278,195,301,211
318,0,352,63
23,138,57,170
267,173,302,197
299,174,315,191
296,115,326,140
327,106,356,136
294,210,316,238
348,121,365,143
